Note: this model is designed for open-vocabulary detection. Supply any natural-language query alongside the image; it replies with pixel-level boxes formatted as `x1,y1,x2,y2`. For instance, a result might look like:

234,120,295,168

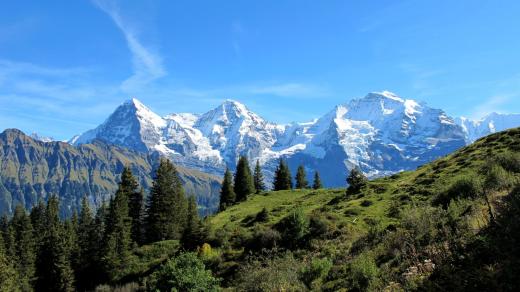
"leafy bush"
360,199,373,207
433,175,483,208
146,252,220,292
255,208,270,223
247,227,281,251
300,258,333,289
495,151,520,173
309,215,330,239
234,252,306,291
276,208,309,248
484,164,515,192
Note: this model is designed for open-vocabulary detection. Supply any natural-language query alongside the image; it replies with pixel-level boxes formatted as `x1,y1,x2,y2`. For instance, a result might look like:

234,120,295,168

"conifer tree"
74,197,98,291
146,159,188,242
273,159,293,191
253,160,266,194
295,165,309,189
102,173,133,280
11,205,35,291
30,200,47,248
312,171,323,190
234,156,255,201
0,215,16,267
35,195,75,292
219,168,236,211
0,231,21,292
129,187,145,246
181,196,203,250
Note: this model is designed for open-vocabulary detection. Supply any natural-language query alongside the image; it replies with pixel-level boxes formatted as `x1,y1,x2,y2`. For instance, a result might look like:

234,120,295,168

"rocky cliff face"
0,129,221,216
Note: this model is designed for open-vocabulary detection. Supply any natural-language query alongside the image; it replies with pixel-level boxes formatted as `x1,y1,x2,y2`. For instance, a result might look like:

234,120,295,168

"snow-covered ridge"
71,92,520,186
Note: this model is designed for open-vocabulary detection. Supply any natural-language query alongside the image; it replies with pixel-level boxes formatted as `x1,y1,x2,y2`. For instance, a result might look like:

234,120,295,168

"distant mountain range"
69,91,520,187
0,129,221,216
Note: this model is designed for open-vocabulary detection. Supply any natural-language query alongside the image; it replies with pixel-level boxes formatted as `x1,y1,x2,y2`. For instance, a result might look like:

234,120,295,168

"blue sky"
1,0,520,140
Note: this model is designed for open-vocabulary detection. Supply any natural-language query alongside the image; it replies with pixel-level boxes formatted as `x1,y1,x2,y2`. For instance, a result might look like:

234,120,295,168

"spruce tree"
273,159,293,191
129,187,145,246
0,215,16,268
35,196,75,292
253,160,266,194
74,197,100,290
146,159,188,242
11,205,35,291
312,171,323,190
181,196,203,250
0,231,21,292
30,200,47,248
234,156,255,201
102,173,133,280
295,165,309,189
219,168,236,211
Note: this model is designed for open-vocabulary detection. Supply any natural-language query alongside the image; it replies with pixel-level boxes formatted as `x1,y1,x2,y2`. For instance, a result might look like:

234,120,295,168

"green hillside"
203,127,520,290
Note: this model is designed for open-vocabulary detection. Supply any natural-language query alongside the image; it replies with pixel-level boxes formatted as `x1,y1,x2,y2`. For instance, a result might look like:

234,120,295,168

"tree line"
0,159,204,291
219,157,323,211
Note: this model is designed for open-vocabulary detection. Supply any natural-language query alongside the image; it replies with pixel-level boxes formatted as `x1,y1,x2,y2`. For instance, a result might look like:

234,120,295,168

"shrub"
146,252,220,292
309,214,330,239
360,199,373,207
276,208,309,248
433,175,482,208
247,227,281,251
484,164,515,192
234,252,306,291
347,168,368,193
255,208,270,223
300,258,333,289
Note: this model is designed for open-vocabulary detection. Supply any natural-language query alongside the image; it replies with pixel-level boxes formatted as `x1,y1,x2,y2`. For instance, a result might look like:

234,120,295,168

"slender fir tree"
102,173,133,280
219,168,236,211
295,165,309,189
312,171,323,190
0,231,21,292
11,205,35,291
253,160,266,194
146,159,188,242
73,197,99,290
35,196,75,292
181,196,203,250
346,167,367,193
234,156,255,201
273,159,293,191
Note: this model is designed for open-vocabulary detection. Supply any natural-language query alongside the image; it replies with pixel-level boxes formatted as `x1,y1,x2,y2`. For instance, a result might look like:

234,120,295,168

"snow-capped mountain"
30,132,54,142
456,113,520,143
71,92,520,187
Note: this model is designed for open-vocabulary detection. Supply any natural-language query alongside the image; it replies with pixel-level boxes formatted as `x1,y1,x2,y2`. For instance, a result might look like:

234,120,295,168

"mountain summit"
71,92,520,186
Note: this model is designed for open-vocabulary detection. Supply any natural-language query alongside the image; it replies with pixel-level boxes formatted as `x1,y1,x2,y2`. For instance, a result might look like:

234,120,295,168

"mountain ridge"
70,91,520,187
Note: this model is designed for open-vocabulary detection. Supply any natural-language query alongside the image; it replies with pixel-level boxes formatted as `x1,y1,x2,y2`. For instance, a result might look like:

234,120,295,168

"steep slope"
456,112,520,143
208,127,520,290
0,129,221,216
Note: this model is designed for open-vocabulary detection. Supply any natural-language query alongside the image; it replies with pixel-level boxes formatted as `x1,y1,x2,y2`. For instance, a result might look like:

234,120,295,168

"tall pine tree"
181,196,203,250
35,196,75,292
219,168,236,211
253,160,266,194
11,205,35,291
234,156,255,201
312,171,323,190
0,230,21,292
102,171,134,280
146,159,188,242
295,165,309,189
273,159,293,191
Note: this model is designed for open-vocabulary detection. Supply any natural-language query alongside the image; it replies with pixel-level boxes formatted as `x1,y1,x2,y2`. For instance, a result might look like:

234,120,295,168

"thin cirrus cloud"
92,0,166,92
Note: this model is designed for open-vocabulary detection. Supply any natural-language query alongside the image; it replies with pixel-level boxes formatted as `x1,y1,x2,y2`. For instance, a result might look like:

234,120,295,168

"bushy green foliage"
234,252,306,291
0,231,21,292
277,208,309,248
255,207,269,223
300,257,332,289
433,175,483,207
347,167,368,193
146,252,219,292
247,226,281,251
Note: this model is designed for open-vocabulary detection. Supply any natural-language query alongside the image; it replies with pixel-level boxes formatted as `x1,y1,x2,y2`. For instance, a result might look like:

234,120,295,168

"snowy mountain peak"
365,91,405,103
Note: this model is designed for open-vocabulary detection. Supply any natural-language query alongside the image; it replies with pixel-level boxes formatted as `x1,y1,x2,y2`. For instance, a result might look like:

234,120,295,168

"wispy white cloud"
92,0,166,92
469,95,514,120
